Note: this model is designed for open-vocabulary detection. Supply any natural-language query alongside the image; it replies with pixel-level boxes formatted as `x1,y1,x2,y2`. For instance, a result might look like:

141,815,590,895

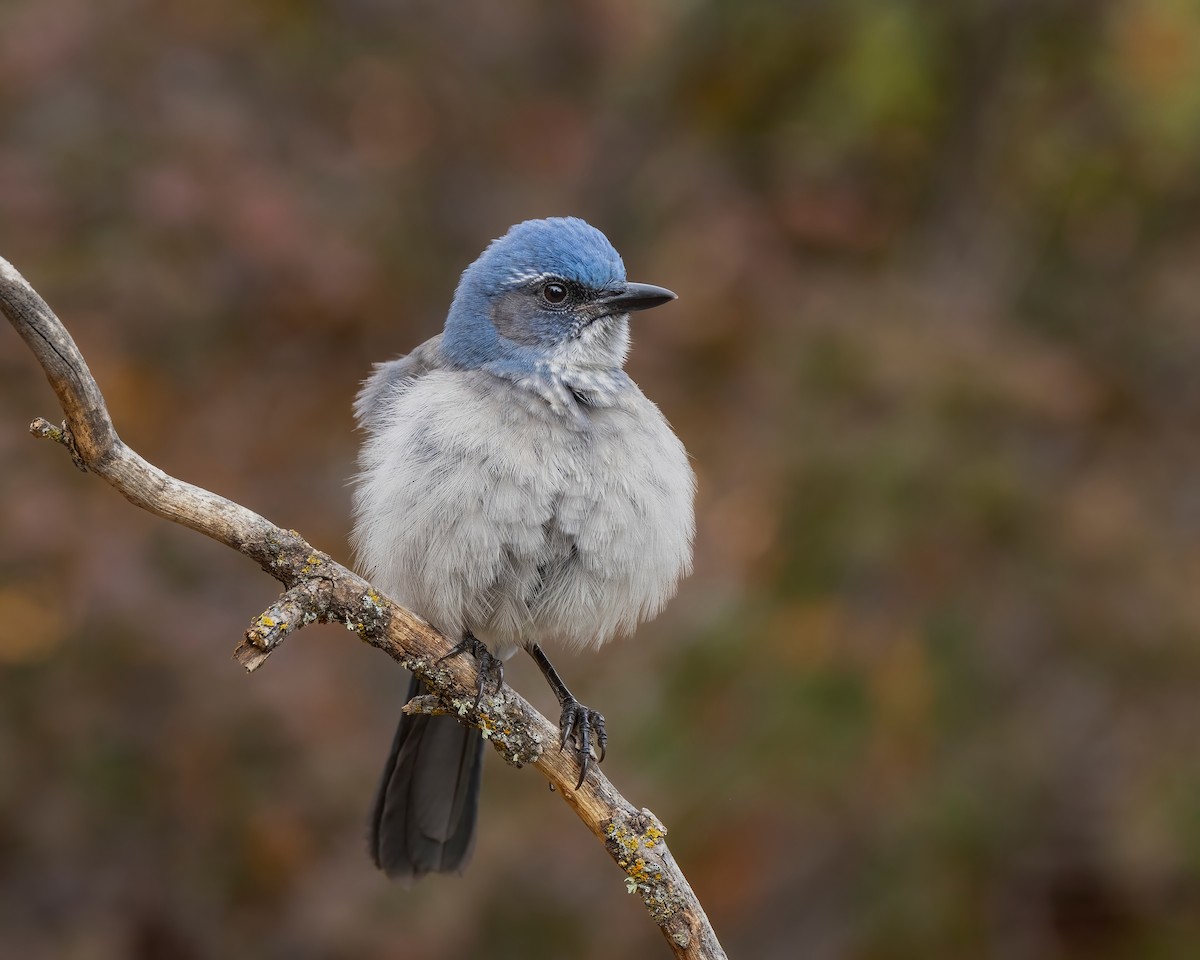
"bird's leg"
436,631,504,709
527,643,607,789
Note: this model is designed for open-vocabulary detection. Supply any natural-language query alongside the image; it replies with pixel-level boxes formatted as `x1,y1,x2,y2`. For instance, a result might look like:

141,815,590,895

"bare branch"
1,256,727,960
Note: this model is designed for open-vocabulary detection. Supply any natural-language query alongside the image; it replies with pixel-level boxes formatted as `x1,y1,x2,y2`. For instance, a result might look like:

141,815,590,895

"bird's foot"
559,697,607,789
436,634,504,709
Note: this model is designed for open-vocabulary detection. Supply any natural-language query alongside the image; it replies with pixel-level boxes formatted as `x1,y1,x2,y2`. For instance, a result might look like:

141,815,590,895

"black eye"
541,282,568,304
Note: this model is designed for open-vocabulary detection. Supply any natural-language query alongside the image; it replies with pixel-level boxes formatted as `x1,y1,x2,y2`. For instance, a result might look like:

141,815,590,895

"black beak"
598,281,678,314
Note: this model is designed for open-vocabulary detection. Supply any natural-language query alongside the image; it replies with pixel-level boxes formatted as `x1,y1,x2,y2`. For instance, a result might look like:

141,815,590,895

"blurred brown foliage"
4,0,1200,958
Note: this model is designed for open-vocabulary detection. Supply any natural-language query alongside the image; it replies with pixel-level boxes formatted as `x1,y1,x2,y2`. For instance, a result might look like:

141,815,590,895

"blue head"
441,217,675,373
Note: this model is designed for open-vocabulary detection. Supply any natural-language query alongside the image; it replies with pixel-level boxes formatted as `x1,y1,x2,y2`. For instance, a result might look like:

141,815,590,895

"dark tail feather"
369,674,484,881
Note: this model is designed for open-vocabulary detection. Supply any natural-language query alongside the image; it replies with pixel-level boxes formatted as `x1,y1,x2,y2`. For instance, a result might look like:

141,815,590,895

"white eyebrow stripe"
505,270,555,286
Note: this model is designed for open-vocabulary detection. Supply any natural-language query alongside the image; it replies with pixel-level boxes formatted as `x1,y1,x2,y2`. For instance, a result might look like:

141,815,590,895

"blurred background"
3,0,1200,957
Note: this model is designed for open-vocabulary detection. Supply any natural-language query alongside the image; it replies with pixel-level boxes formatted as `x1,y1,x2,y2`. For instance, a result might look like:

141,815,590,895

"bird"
351,216,695,882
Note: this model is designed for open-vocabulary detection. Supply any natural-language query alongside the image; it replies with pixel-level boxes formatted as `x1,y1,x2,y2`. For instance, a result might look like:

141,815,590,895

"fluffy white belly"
352,370,694,655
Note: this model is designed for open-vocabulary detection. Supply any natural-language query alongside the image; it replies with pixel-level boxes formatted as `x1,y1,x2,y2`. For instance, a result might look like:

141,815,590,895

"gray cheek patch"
490,290,553,346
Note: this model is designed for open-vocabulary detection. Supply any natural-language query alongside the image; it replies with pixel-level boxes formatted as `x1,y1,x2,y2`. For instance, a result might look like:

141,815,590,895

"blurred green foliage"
4,0,1200,957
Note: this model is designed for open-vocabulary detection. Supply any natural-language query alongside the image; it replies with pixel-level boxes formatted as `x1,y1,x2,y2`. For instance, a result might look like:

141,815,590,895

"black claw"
558,697,606,789
436,634,503,709
560,708,576,751
577,710,591,788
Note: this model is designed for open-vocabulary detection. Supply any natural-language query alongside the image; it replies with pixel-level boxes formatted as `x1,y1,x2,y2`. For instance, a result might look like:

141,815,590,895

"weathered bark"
1,256,726,960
